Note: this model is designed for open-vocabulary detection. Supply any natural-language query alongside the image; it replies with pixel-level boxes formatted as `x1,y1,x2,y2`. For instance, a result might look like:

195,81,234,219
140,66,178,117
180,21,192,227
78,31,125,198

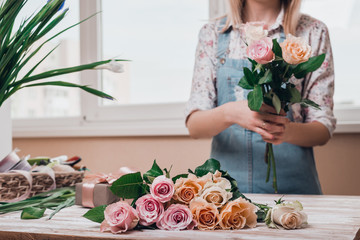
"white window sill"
12,104,360,138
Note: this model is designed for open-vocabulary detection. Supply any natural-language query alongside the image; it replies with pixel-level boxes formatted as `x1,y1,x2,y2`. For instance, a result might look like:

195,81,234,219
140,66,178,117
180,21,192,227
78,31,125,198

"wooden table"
0,194,359,240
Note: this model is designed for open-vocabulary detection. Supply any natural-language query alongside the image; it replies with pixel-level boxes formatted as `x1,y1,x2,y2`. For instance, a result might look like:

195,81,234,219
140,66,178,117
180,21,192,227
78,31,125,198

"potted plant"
0,0,124,159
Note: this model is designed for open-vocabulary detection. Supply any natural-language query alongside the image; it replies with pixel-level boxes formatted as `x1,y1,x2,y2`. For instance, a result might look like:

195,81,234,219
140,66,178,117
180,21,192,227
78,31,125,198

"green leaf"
272,39,282,57
20,81,115,100
258,69,272,84
48,196,75,220
172,174,188,183
194,158,221,177
247,85,263,112
247,58,257,71
293,54,326,79
289,86,301,103
300,99,321,110
110,172,145,199
83,205,106,223
238,76,254,89
21,207,45,219
143,160,163,184
272,93,281,114
243,67,256,85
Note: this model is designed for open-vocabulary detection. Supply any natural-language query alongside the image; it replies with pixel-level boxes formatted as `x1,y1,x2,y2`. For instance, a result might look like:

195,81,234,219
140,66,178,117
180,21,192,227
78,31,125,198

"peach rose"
280,34,311,65
243,22,269,45
189,198,220,230
219,197,257,230
266,201,308,229
135,194,164,226
212,170,232,189
156,204,196,231
150,175,174,203
100,201,139,234
247,37,275,64
200,181,232,208
173,174,203,204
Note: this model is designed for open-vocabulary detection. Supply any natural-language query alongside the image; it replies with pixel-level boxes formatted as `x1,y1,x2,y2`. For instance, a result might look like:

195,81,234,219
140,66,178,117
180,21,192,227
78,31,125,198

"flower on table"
199,180,232,208
219,197,257,230
150,175,175,203
173,174,204,204
156,204,196,231
135,194,164,226
265,200,308,230
189,198,220,230
280,34,312,65
100,201,139,234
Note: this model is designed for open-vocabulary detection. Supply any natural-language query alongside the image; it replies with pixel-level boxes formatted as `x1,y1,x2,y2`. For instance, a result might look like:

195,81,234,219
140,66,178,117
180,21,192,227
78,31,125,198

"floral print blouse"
185,10,336,135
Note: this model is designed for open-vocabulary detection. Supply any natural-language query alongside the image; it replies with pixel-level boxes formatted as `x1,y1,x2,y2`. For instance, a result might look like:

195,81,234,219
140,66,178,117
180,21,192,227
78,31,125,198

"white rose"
243,22,268,45
265,201,308,230
200,181,232,208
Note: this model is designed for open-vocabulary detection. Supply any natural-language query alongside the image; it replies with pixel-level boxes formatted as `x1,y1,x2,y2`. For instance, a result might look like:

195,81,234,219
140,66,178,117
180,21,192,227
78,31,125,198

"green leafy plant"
0,0,126,107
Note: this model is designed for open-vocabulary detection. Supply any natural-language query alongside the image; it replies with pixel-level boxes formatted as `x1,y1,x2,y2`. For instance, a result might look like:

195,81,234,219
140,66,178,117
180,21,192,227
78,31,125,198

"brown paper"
75,183,120,208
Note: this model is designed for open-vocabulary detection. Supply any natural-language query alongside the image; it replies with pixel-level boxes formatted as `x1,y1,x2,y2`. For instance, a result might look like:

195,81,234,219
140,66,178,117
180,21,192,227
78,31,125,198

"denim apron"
210,19,322,194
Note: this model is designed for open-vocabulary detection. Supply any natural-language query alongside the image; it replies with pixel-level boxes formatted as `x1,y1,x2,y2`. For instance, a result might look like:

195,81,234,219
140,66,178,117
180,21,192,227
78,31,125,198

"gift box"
75,182,120,208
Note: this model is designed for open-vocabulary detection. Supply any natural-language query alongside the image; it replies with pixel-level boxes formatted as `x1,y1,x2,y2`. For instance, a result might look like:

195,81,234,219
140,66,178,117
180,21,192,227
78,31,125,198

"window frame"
12,0,360,138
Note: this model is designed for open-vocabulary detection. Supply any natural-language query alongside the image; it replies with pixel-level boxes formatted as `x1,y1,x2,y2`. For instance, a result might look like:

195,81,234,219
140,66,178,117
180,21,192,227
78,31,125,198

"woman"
185,0,336,194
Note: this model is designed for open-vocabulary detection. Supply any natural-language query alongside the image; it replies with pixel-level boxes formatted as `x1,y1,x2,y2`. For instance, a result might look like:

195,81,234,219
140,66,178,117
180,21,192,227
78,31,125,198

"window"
11,0,81,119
12,0,360,137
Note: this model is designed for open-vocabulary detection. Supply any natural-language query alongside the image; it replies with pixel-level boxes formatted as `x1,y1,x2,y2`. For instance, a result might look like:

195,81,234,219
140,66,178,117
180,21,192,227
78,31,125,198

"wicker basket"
0,171,84,202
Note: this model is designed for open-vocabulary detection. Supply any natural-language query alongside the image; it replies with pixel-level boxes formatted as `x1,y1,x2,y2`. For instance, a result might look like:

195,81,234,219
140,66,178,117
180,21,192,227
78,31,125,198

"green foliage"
193,158,221,177
0,0,127,107
272,39,282,57
21,207,46,219
0,187,75,220
247,85,263,111
143,160,163,184
238,75,254,89
258,69,272,84
272,93,281,114
110,172,146,199
293,54,326,79
83,205,107,223
172,174,188,183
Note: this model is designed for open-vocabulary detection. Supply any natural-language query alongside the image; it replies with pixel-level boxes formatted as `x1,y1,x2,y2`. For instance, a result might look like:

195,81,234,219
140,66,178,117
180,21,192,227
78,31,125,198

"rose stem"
269,143,278,193
265,143,271,183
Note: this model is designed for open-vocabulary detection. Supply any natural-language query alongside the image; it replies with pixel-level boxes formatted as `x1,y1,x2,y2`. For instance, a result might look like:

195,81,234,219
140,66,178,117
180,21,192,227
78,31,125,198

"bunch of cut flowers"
238,22,326,193
84,159,308,233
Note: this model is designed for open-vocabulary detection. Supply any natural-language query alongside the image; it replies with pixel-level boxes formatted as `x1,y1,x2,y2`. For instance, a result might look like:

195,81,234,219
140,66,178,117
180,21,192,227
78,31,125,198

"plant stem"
269,143,278,193
265,143,271,183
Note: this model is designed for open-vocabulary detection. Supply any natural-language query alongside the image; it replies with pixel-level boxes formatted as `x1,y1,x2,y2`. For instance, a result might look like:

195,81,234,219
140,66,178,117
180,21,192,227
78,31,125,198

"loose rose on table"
83,159,308,233
265,200,308,230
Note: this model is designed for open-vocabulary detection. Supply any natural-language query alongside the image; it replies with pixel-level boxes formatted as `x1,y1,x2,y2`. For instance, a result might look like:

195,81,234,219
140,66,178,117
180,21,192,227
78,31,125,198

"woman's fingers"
253,127,274,140
260,104,287,116
260,112,289,126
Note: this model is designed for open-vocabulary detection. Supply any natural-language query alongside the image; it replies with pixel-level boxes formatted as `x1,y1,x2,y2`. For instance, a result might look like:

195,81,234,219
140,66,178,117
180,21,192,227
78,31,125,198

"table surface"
0,194,359,240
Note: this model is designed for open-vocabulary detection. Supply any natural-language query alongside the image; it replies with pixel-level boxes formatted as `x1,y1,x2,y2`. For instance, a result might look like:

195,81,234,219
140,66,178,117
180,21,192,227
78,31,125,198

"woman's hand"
224,101,289,143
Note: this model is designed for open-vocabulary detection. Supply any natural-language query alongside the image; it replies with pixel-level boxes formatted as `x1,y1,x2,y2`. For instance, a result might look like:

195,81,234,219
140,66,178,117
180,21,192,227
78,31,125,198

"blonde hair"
225,0,301,35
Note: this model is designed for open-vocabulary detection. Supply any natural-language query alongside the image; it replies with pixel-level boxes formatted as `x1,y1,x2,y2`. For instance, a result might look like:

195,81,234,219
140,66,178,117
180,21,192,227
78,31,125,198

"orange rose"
189,198,220,230
280,34,311,65
219,197,257,230
173,174,203,204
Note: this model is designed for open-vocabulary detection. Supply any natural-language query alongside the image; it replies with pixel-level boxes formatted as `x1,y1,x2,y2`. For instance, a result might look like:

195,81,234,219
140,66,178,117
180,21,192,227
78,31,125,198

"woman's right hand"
224,100,289,141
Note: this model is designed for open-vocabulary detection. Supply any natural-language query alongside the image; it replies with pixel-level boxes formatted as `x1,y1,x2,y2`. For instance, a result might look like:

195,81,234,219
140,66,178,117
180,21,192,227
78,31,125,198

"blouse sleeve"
301,20,337,136
184,23,218,123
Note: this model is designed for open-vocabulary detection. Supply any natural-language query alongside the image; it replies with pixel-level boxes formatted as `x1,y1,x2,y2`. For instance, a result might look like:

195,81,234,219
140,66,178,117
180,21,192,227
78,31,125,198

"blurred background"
10,0,360,195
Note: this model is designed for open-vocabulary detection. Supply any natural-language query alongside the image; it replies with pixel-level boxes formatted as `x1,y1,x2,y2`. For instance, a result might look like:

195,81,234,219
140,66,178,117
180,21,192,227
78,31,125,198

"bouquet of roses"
239,23,325,192
83,159,308,233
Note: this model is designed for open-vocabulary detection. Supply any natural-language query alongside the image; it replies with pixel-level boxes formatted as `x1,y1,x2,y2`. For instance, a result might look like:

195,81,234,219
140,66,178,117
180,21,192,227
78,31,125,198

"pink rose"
150,175,175,203
156,204,197,231
100,201,139,234
247,37,275,64
135,194,164,226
